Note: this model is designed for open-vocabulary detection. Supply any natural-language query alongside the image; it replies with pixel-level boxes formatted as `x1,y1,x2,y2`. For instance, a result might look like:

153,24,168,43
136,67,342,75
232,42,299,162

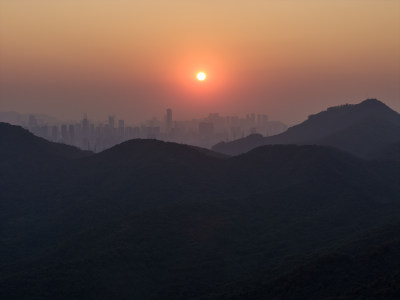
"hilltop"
213,99,400,158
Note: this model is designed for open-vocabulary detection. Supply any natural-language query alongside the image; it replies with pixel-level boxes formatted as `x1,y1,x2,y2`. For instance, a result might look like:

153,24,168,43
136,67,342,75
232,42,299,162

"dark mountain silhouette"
212,222,400,299
1,122,400,299
0,122,91,204
0,122,91,161
87,138,226,166
0,122,91,217
374,140,400,161
213,99,400,158
0,123,93,267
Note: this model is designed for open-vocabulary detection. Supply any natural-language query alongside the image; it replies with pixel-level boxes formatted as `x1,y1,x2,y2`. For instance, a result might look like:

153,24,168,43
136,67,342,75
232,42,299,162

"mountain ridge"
0,122,92,160
212,99,400,158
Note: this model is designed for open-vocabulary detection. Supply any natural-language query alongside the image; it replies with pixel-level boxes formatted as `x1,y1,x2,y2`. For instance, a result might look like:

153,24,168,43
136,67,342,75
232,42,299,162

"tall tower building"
82,113,89,137
81,113,89,149
68,124,75,145
165,108,172,133
61,124,68,142
108,116,115,129
51,125,59,141
118,119,125,137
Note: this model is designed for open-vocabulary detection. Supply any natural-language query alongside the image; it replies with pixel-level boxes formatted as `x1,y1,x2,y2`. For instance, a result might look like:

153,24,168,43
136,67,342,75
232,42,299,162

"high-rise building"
51,125,59,141
68,124,75,145
165,108,172,133
82,113,89,131
82,113,89,144
251,113,256,125
262,114,269,125
118,119,125,137
61,124,68,142
108,116,115,129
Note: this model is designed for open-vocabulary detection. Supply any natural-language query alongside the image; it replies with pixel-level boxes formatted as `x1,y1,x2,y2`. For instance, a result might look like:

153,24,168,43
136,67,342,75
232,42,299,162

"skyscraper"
61,124,68,142
118,119,125,137
51,125,59,141
108,116,115,129
68,124,75,145
82,113,89,138
165,108,172,133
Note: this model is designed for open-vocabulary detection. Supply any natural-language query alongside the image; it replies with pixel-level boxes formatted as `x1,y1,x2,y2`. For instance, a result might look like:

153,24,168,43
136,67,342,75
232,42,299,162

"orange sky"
0,0,399,124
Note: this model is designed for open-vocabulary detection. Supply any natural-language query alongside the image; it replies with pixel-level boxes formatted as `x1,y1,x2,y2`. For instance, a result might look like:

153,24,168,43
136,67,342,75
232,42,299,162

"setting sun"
196,72,206,81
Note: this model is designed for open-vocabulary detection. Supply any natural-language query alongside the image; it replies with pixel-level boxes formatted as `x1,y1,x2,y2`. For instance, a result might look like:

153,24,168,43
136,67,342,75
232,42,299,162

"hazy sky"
1,0,399,124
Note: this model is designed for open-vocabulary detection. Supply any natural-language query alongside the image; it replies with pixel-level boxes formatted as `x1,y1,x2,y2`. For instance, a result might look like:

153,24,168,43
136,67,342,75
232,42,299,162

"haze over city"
1,0,399,124
1,1,400,299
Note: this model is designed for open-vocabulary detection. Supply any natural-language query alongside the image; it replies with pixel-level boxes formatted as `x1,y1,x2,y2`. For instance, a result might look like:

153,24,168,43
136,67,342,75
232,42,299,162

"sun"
196,72,206,81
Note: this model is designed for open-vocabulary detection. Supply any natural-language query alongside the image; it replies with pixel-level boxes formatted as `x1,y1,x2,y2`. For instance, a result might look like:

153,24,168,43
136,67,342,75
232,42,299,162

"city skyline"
0,107,283,126
1,108,286,151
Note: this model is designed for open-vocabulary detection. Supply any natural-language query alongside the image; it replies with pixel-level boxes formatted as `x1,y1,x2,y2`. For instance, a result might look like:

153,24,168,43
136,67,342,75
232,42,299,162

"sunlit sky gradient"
1,0,399,124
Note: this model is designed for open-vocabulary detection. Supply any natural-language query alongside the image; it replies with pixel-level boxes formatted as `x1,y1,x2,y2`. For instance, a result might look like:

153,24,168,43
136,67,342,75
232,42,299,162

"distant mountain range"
1,100,400,299
213,99,400,159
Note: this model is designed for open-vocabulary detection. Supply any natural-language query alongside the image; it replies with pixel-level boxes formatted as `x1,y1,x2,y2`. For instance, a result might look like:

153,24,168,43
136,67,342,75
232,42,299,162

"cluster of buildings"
23,109,287,151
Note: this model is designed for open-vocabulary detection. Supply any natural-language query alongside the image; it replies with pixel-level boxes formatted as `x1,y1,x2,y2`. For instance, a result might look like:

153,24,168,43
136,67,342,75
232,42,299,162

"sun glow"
196,72,206,81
